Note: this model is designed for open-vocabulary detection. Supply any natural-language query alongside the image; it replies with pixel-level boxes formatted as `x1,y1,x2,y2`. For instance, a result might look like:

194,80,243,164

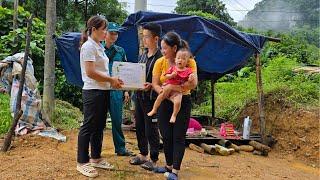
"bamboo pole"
2,15,34,152
255,53,266,143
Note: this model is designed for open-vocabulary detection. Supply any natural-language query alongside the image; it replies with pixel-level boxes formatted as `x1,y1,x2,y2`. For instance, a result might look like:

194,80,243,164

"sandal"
167,172,178,180
153,166,172,173
129,156,147,165
76,163,98,178
117,149,136,157
140,161,155,171
90,159,114,170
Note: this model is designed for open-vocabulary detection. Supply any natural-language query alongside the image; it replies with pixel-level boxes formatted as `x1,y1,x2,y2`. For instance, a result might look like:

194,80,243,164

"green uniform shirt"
104,44,127,76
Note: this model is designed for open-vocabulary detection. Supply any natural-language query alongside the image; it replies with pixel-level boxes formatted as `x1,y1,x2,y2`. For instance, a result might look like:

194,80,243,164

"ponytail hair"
162,31,190,54
80,28,89,48
80,15,108,47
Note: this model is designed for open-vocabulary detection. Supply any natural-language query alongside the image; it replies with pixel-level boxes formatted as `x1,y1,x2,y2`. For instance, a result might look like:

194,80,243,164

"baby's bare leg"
147,92,166,116
169,93,183,123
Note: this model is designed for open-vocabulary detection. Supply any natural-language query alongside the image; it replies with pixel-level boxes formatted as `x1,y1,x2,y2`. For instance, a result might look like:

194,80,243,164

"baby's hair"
177,48,192,58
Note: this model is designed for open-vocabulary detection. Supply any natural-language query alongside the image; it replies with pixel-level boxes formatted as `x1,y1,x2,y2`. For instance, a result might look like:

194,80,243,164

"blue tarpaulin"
56,11,268,87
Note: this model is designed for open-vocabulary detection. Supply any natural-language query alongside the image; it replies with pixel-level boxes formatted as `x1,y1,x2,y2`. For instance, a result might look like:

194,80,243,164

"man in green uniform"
104,22,134,156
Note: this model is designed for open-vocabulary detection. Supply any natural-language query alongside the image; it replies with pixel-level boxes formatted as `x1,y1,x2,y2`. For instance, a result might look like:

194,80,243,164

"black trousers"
77,89,109,163
134,94,160,162
158,95,191,170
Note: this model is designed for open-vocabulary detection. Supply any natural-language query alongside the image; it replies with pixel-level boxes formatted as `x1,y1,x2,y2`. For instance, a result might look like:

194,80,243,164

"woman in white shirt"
76,15,123,178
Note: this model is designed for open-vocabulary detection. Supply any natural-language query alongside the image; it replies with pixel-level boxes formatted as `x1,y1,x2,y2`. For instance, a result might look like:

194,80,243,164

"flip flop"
129,156,147,165
90,159,114,170
167,172,178,180
117,149,136,156
153,166,172,173
76,163,98,178
140,161,155,171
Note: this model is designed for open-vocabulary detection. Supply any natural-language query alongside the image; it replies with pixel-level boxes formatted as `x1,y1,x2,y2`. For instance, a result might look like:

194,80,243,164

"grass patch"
0,93,11,135
0,96,82,135
192,56,320,122
53,100,82,130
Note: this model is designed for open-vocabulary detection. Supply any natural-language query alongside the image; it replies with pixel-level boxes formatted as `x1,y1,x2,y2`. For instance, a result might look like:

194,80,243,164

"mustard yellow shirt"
152,56,197,95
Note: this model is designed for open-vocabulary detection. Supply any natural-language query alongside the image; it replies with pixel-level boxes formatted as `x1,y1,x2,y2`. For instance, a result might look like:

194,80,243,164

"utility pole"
135,0,147,54
135,0,147,12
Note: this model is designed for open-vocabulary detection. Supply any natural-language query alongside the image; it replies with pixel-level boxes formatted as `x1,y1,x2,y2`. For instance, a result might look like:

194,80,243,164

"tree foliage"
0,6,45,80
3,0,128,32
186,10,218,21
1,1,128,108
175,0,235,25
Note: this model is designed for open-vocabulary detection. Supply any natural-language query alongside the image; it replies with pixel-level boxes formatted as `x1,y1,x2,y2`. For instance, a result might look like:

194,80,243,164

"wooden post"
211,79,215,125
255,53,266,143
2,15,34,152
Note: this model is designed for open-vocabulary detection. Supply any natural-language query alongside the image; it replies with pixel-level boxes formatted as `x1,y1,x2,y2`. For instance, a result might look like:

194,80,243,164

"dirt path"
0,130,319,180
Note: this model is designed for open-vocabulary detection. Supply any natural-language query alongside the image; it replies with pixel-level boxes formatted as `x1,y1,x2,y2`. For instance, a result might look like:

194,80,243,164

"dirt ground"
0,93,319,180
0,129,319,180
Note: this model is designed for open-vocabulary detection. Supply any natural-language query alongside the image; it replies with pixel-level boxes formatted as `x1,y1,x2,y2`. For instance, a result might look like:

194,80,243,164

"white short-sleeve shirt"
80,37,111,90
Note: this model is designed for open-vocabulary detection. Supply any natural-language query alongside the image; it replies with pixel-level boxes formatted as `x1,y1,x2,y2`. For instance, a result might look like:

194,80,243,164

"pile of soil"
238,93,319,167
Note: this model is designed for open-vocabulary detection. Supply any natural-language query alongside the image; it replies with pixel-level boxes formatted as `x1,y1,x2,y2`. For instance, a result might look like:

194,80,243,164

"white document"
112,61,146,90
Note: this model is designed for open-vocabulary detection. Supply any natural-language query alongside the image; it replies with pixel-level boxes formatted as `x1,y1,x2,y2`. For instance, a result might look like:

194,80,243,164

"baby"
148,48,194,123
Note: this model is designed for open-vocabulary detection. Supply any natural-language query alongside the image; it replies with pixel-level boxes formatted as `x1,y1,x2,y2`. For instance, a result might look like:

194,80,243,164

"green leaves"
186,11,218,21
0,6,46,58
175,0,235,26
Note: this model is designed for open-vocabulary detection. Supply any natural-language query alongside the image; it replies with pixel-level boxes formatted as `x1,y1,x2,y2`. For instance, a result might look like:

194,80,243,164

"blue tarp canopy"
56,11,268,87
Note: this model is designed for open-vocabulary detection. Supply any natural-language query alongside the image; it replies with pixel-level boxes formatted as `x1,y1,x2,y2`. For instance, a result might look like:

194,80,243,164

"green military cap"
108,22,120,32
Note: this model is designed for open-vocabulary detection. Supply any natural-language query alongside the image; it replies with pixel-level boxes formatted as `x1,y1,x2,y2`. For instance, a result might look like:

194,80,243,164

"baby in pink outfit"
148,48,194,123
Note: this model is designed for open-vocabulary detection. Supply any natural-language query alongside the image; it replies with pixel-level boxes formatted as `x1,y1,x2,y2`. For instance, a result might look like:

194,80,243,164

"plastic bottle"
243,116,252,139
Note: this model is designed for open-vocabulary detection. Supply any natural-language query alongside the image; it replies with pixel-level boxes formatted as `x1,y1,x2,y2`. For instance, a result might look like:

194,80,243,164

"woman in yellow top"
152,31,198,180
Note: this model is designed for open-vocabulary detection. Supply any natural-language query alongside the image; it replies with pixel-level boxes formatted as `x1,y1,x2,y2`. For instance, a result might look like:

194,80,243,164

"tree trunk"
43,0,56,123
75,0,79,9
13,0,18,30
84,0,88,21
12,0,19,54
